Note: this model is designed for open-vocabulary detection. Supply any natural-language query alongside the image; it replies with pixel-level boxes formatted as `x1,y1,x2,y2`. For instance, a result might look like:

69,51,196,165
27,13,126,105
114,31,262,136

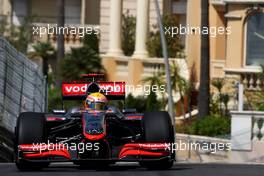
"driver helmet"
85,92,108,111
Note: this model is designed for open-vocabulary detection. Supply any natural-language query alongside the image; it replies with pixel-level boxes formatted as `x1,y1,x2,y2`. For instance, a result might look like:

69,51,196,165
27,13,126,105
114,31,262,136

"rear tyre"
140,111,174,169
15,112,48,171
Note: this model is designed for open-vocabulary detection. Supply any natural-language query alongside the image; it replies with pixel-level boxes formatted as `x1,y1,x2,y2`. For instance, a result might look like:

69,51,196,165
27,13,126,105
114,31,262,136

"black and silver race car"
14,74,175,170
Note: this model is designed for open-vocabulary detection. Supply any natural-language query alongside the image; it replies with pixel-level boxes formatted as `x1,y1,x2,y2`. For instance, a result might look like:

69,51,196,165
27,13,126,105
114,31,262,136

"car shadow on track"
16,164,193,172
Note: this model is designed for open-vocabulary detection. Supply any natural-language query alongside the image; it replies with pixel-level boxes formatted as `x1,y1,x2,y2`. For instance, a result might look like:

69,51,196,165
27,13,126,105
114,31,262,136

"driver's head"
85,92,108,111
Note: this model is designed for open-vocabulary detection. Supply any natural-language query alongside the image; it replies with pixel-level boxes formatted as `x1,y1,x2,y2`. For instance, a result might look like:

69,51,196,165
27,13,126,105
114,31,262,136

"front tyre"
140,111,174,169
15,112,48,171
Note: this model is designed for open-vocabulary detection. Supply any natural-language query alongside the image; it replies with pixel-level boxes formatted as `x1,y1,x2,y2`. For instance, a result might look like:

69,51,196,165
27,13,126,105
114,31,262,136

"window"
246,12,264,66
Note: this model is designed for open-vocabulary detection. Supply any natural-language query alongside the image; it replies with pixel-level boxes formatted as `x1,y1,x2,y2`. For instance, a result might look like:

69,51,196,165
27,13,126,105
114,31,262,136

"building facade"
186,0,264,97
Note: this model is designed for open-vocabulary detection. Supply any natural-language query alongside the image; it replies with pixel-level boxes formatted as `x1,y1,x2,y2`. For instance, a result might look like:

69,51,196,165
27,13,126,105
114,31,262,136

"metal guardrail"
0,37,47,162
176,134,230,163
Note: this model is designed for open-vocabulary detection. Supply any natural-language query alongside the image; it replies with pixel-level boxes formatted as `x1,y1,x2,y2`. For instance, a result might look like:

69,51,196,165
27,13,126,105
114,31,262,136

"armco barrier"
0,37,47,162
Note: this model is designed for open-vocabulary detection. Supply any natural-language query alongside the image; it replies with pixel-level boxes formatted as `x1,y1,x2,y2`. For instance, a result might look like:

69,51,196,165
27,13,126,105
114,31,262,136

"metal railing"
0,37,47,133
175,133,230,163
0,37,47,162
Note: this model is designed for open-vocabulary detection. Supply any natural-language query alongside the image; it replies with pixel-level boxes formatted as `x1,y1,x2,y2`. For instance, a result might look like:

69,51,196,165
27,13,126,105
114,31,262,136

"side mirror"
52,109,66,114
122,108,137,114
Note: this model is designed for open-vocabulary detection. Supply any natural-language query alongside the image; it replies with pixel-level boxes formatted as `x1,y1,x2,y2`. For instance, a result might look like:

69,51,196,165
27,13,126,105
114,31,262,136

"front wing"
17,143,173,162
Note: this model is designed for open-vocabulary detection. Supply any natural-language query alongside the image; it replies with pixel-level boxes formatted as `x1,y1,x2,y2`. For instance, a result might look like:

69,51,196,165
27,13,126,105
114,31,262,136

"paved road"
1,163,264,176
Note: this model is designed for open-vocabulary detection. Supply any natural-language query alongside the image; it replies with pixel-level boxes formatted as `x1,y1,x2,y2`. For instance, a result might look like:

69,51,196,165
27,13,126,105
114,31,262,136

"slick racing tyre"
15,112,48,170
140,111,174,169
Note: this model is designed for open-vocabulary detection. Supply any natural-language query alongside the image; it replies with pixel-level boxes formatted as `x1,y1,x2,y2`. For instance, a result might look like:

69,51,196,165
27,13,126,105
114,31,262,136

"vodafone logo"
65,84,87,93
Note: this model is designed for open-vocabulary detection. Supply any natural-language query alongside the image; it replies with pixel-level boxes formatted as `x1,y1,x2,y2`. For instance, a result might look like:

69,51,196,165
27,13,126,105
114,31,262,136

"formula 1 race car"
14,74,175,170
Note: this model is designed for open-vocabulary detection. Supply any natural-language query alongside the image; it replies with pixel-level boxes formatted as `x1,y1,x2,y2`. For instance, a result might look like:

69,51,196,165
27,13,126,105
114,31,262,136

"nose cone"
82,112,106,140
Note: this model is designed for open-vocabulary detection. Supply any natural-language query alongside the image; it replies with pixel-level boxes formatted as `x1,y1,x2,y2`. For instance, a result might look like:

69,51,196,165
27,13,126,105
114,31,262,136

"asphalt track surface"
1,162,264,176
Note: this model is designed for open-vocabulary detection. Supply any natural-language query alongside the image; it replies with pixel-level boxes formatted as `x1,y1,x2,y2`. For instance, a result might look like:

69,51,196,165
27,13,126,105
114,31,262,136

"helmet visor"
88,102,106,110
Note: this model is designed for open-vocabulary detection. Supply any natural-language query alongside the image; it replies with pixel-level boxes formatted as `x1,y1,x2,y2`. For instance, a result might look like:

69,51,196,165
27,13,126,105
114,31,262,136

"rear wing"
61,82,126,100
